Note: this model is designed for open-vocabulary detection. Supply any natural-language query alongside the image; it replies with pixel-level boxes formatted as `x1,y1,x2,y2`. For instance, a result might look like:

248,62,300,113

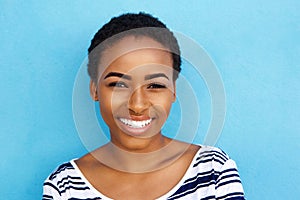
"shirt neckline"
70,146,204,199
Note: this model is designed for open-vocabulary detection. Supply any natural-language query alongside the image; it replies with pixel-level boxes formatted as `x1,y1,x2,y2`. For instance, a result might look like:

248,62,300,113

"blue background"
1,0,299,199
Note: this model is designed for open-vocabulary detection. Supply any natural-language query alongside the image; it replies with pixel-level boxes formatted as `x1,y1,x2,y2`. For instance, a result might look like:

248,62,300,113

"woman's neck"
91,137,191,173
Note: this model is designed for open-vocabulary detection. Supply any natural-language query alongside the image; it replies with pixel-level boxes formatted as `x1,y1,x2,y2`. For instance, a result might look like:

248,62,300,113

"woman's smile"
117,117,154,136
119,118,152,128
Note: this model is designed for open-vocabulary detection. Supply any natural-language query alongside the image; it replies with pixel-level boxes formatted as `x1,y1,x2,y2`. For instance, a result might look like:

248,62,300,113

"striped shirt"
43,146,245,199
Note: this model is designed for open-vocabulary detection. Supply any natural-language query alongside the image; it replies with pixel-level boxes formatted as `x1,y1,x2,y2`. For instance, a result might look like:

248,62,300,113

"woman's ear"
172,82,176,102
90,80,99,101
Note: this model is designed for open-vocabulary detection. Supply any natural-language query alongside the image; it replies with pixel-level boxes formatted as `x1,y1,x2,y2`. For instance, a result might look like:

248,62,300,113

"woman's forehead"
99,36,170,66
102,56,174,82
99,36,173,77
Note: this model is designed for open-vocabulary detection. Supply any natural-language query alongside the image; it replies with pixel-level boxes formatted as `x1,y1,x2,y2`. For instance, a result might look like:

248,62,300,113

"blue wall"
1,0,299,199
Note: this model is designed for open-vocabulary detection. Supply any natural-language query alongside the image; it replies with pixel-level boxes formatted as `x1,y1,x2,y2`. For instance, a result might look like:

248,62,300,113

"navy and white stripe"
43,146,245,199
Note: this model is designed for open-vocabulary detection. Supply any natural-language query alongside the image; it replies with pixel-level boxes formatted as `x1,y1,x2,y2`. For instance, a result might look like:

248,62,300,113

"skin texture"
93,36,176,152
76,36,200,199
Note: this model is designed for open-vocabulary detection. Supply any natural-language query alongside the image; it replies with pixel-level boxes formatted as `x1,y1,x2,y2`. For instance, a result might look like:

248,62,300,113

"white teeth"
119,118,152,129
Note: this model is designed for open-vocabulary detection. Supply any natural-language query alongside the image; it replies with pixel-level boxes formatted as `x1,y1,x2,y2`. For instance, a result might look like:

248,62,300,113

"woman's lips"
120,118,152,128
119,118,152,128
117,117,154,135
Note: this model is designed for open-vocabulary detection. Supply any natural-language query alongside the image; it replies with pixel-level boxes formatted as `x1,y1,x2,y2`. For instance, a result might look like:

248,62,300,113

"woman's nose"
128,87,150,115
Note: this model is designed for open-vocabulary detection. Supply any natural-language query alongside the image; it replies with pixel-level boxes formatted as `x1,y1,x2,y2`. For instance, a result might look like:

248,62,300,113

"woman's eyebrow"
104,72,131,80
144,73,169,80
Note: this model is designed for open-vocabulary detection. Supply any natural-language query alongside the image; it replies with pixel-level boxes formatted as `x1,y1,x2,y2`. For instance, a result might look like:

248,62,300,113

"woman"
43,13,245,200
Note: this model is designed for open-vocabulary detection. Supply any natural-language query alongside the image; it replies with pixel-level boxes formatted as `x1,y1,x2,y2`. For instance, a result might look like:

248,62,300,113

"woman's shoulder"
43,159,92,197
191,145,232,170
43,159,99,199
166,145,245,199
197,145,230,159
45,159,79,183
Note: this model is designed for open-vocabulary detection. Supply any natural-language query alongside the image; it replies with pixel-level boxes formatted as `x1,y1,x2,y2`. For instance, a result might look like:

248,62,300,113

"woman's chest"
92,171,184,200
89,163,188,199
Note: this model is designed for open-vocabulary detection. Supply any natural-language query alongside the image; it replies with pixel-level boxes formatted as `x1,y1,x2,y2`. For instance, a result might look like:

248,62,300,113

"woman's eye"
108,82,128,88
147,83,166,89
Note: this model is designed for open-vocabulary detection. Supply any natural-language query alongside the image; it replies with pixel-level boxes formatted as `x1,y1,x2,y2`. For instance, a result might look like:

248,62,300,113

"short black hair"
87,12,181,82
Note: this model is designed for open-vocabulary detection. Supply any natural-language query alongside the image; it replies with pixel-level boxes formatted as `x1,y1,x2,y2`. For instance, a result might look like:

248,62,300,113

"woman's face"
90,36,176,151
